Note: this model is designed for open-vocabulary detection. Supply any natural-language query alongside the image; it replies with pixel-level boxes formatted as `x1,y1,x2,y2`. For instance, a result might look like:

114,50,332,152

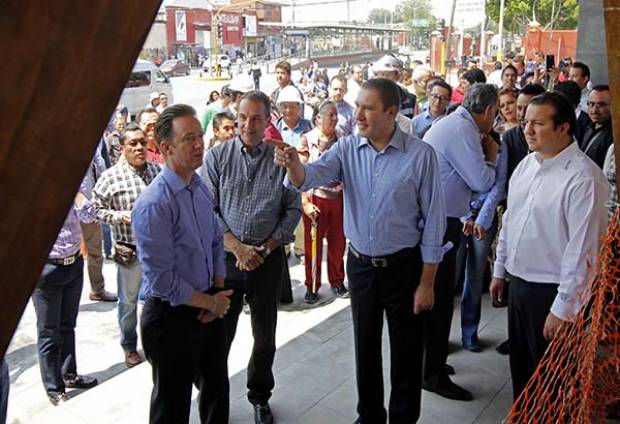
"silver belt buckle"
63,255,76,266
371,258,388,268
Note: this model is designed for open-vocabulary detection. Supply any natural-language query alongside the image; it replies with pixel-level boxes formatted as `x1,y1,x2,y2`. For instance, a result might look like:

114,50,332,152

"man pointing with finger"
132,104,233,423
202,90,301,424
275,78,446,424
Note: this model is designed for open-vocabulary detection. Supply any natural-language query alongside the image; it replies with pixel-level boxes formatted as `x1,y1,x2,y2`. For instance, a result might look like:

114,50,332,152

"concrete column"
577,0,608,84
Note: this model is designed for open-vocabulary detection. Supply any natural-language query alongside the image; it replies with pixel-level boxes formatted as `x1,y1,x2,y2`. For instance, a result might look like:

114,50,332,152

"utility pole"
498,0,505,61
444,0,457,67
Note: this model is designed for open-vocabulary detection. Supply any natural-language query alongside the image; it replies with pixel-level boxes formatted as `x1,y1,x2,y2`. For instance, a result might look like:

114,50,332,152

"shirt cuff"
420,242,451,264
283,173,307,192
214,258,226,280
493,261,506,279
169,280,195,307
550,294,580,322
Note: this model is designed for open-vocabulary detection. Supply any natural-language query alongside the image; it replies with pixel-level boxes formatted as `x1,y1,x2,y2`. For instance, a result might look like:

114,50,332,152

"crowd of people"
0,51,617,424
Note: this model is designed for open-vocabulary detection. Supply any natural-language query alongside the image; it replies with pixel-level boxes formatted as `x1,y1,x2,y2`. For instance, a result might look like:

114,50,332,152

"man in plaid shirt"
93,123,161,367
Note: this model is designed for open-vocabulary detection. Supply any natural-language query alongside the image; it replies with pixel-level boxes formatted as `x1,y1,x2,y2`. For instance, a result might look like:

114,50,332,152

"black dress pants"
423,217,462,380
141,295,229,424
32,256,83,395
347,246,424,424
508,275,558,400
223,247,284,405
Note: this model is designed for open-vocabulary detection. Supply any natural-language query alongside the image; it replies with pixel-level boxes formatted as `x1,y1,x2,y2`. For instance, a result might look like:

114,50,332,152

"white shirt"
493,142,610,320
344,79,361,107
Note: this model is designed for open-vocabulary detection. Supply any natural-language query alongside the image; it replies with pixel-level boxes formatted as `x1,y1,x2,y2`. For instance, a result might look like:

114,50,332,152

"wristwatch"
259,244,271,259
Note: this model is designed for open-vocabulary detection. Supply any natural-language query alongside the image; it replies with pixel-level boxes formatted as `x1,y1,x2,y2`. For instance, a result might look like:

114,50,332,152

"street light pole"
498,0,505,61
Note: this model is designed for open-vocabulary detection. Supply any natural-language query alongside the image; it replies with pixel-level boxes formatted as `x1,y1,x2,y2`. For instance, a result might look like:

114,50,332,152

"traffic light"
217,23,223,40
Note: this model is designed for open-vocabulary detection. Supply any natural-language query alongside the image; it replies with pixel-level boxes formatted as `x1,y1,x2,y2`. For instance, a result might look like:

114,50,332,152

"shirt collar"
357,126,406,152
161,165,198,194
235,136,264,156
535,140,579,167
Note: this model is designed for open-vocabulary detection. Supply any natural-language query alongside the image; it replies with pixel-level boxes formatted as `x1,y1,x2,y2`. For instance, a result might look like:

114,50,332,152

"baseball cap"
373,54,402,73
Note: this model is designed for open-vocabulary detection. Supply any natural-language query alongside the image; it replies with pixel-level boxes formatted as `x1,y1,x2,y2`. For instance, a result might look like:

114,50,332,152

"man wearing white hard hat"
372,54,417,119
275,85,313,149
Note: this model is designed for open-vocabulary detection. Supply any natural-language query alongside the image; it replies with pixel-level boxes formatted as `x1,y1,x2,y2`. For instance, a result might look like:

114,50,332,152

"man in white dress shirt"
490,92,610,400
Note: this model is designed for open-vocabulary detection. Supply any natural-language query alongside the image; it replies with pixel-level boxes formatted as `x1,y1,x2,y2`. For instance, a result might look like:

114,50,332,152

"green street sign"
411,19,429,28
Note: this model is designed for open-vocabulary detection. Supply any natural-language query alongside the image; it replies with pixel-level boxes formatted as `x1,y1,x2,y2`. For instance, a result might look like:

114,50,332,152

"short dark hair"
571,62,591,80
519,84,546,97
501,64,518,78
463,83,498,114
330,74,347,86
591,84,610,93
212,111,235,130
119,123,145,145
154,104,196,145
462,69,487,84
528,91,576,137
554,81,581,108
240,90,272,119
361,78,400,111
275,61,291,75
136,107,158,125
428,79,452,98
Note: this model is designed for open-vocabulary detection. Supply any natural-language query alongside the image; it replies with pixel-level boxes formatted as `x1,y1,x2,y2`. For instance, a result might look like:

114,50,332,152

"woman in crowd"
207,90,220,105
496,88,520,133
298,100,348,304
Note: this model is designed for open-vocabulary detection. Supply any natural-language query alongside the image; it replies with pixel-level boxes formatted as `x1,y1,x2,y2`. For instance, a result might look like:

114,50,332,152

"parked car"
159,59,190,77
119,59,173,118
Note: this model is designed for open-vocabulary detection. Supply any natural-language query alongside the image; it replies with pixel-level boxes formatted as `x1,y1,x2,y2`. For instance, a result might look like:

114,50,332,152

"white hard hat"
373,54,402,73
276,85,303,104
228,75,254,93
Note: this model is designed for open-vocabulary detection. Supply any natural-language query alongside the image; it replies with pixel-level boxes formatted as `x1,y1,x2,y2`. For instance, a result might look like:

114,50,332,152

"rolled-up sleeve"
417,148,447,263
132,200,194,306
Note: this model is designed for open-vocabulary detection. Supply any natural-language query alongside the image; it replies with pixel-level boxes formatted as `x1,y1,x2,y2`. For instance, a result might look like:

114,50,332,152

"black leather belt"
47,252,81,266
348,244,416,268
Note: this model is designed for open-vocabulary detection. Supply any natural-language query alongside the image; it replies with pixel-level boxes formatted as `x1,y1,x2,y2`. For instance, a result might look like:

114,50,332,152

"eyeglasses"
430,93,450,103
587,101,610,109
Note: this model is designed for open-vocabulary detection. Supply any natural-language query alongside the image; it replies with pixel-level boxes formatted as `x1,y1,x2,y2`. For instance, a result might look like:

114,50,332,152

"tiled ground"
6,253,514,423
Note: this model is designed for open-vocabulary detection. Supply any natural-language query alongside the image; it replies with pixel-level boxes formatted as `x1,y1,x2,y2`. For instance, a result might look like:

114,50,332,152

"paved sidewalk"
6,252,513,423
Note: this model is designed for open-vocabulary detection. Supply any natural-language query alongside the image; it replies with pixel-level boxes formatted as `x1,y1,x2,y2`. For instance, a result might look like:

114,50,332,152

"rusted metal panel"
0,0,161,357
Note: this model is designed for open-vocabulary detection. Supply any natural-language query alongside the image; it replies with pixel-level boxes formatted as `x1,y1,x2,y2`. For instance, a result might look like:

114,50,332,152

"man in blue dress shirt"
275,78,446,424
132,104,233,424
422,83,500,401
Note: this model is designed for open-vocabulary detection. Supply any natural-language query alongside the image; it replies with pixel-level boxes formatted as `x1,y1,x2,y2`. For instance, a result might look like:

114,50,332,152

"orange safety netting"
506,210,620,423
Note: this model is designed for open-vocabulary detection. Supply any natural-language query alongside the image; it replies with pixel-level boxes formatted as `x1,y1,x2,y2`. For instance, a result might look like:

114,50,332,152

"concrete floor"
5,253,514,424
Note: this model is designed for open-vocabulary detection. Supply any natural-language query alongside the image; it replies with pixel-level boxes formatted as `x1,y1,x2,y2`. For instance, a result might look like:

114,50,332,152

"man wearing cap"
146,91,160,109
275,85,313,148
372,54,417,119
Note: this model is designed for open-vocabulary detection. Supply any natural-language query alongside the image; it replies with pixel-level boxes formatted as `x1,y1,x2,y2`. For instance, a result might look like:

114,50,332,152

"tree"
368,8,401,24
486,0,579,33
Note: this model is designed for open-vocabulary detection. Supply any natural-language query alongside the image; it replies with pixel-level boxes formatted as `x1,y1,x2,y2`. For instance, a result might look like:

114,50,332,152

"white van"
119,59,174,118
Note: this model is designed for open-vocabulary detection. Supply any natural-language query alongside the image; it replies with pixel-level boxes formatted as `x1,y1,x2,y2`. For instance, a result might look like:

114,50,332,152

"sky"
279,0,456,24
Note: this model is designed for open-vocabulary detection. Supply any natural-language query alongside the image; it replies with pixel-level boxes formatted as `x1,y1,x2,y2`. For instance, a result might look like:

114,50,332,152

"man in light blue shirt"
329,74,356,136
411,79,451,137
132,104,233,424
276,78,445,424
422,83,500,402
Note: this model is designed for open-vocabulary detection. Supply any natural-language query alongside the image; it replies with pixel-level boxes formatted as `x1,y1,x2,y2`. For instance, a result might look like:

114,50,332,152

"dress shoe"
253,403,274,424
496,339,510,355
89,291,118,302
48,392,69,406
304,289,318,304
124,351,144,367
64,374,98,389
332,285,350,298
423,374,473,401
444,363,456,375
